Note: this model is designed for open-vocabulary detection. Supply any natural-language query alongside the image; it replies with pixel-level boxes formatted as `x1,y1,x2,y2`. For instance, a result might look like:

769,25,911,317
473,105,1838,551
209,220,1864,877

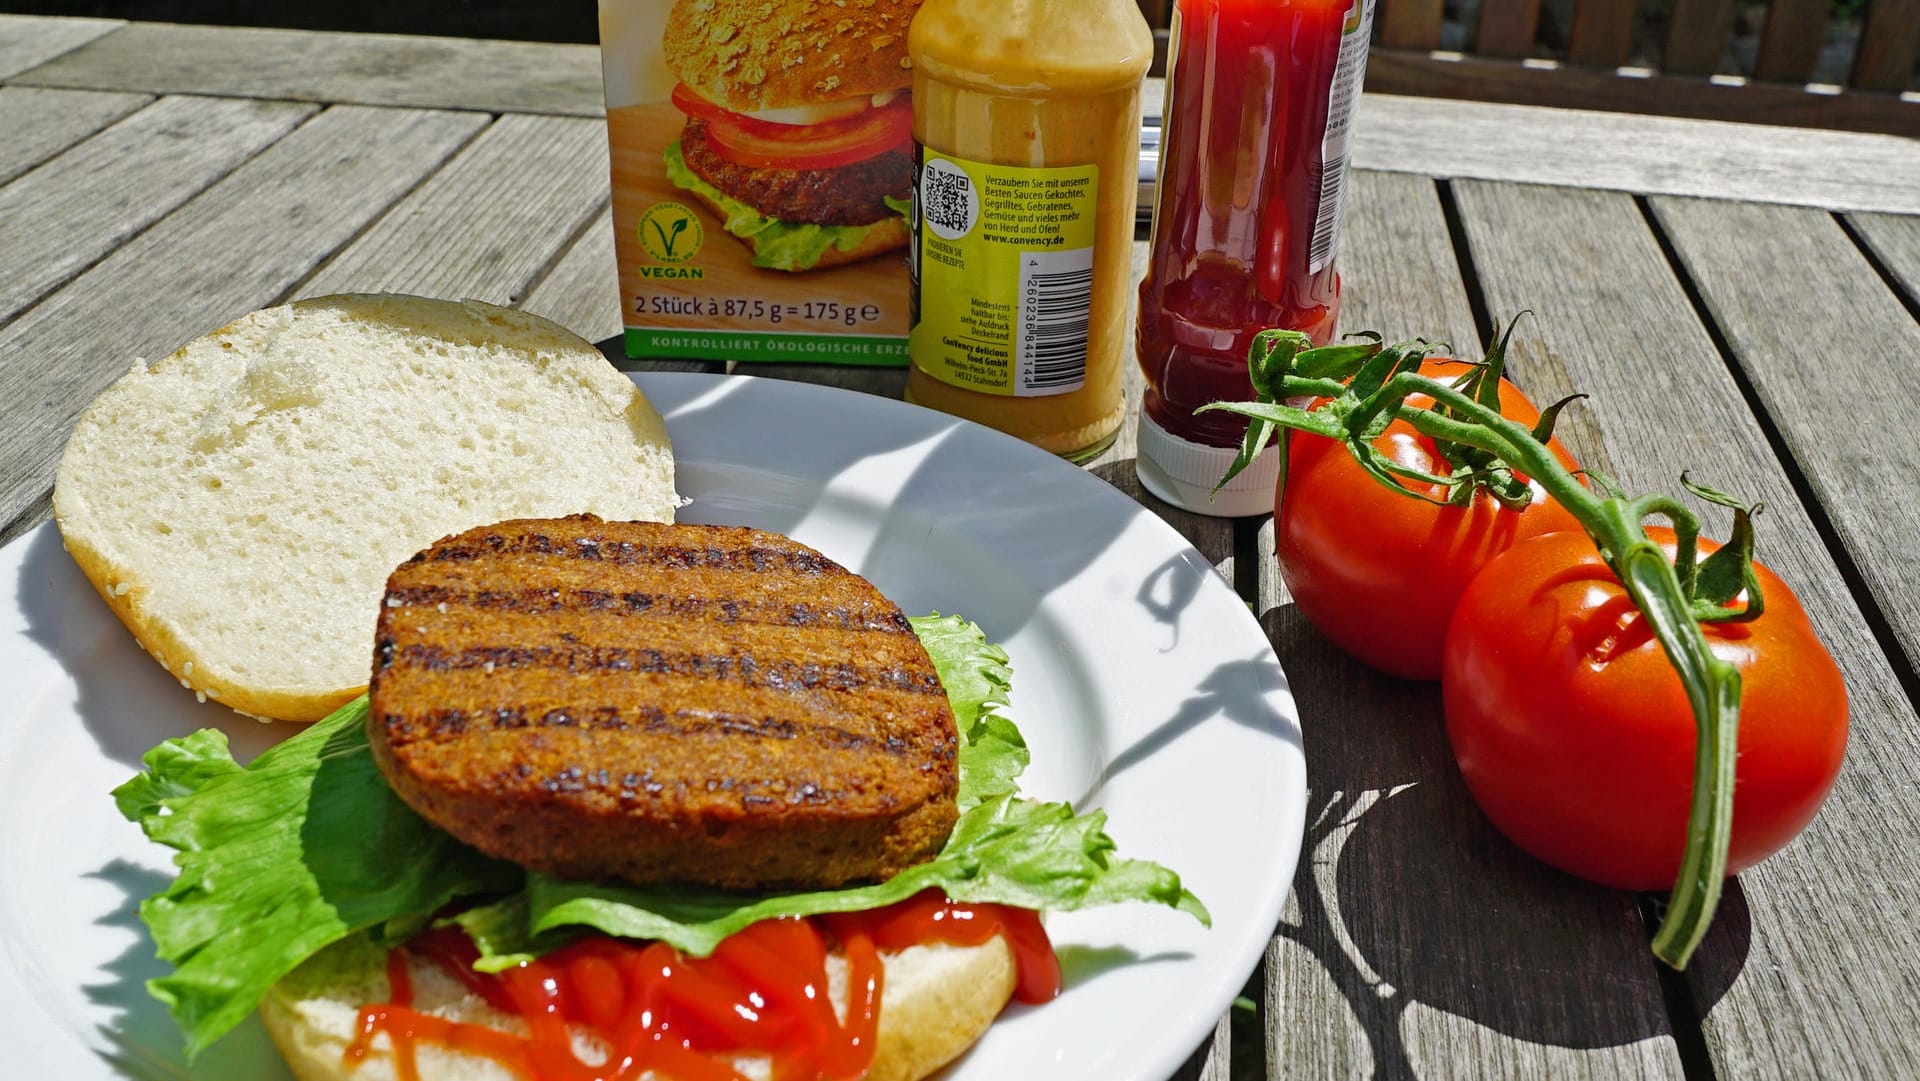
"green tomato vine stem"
1201,332,1746,969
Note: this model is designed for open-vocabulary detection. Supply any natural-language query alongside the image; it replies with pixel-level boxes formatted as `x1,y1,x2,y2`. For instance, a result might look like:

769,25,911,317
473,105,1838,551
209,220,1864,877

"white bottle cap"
1134,410,1279,518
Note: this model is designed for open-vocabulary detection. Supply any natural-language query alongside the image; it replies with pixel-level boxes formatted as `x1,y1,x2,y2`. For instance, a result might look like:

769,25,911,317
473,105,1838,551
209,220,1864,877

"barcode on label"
1309,0,1372,274
1016,248,1094,396
1307,152,1347,273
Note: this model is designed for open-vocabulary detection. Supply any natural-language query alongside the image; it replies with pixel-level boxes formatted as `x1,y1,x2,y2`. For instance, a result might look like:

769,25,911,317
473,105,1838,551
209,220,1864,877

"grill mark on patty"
416,531,842,575
505,763,856,808
387,641,946,696
382,583,914,633
380,702,935,758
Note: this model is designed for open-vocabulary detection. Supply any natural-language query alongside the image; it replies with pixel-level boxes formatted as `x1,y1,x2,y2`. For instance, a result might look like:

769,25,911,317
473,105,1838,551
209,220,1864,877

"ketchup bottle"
1133,0,1374,515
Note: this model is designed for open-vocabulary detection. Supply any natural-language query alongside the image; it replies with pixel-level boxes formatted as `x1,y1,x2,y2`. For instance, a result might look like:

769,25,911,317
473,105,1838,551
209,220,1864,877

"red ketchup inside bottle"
1134,0,1370,513
345,890,1057,1081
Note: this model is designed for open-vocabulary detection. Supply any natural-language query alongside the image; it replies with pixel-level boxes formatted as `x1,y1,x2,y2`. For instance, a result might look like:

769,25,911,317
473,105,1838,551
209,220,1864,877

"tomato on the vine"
1441,527,1848,890
1277,358,1584,680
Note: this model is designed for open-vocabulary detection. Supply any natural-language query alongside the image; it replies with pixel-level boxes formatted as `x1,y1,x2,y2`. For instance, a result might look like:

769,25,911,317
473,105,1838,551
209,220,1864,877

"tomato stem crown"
1201,318,1762,970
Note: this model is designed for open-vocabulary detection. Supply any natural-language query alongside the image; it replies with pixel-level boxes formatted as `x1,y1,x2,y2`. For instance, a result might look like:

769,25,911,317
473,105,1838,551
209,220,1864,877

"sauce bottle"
1134,0,1375,513
904,0,1154,462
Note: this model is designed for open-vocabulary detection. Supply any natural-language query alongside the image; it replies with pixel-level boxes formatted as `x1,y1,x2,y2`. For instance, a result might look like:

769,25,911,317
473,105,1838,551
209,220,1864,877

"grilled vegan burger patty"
366,515,960,891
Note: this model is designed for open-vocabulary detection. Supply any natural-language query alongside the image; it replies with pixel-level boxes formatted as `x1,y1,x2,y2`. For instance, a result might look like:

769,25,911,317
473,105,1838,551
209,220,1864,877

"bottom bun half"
261,930,1016,1081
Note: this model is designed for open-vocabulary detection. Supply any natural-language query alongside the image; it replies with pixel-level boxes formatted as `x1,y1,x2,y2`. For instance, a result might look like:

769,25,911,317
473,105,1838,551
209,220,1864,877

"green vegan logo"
640,202,702,264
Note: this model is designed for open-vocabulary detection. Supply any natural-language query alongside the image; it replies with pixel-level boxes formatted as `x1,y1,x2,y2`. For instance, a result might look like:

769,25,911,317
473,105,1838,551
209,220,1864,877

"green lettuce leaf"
663,140,904,272
457,616,1204,967
118,614,1204,1054
113,699,519,1058
912,613,1025,810
462,794,1207,968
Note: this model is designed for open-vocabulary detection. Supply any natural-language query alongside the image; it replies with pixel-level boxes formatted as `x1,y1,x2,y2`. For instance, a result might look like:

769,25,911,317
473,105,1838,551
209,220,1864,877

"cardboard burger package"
600,0,920,365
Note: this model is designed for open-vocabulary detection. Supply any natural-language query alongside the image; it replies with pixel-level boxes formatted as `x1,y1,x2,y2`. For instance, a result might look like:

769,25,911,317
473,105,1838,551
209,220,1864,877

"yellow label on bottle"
908,151,1099,398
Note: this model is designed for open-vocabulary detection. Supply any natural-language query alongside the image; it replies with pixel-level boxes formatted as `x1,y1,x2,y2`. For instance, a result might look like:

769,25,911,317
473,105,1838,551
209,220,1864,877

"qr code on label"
920,158,977,241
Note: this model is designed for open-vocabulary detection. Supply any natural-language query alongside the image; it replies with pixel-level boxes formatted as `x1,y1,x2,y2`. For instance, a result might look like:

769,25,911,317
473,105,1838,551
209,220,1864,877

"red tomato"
1441,528,1847,890
670,83,912,171
1277,358,1584,680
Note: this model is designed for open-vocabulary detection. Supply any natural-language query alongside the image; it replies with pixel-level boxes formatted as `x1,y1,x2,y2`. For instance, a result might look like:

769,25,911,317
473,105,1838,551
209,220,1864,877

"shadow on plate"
1079,652,1302,808
640,375,1214,645
13,526,289,770
84,860,293,1081
1260,602,1747,1075
1053,943,1196,991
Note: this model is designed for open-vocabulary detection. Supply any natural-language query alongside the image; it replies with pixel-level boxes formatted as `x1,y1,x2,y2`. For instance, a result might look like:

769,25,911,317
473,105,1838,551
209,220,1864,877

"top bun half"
662,0,920,113
52,294,677,723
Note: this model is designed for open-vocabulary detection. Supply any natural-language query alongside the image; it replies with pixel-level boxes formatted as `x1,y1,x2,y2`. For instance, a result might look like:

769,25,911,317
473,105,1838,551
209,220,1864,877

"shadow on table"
1260,602,1748,1076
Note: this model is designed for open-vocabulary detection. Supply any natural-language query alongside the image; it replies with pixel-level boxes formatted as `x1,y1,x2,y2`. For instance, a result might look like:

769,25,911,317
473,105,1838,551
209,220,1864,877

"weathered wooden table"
5,14,1920,1080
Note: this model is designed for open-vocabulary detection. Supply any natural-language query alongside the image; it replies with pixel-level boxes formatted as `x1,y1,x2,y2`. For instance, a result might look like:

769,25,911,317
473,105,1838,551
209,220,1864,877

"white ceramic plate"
0,372,1304,1081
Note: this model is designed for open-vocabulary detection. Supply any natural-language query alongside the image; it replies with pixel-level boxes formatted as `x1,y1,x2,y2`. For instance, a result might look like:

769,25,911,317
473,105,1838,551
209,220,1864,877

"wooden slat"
1662,0,1736,76
1352,93,1920,215
1454,177,1920,1081
519,206,624,344
1258,557,1682,1081
1655,199,1920,677
11,22,604,117
0,95,315,325
1753,0,1831,83
1166,1013,1231,1081
1845,211,1920,305
1474,0,1541,59
0,86,148,186
295,113,610,305
1379,0,1445,51
1363,52,1920,140
1850,0,1920,92
1566,0,1637,68
0,105,488,536
0,492,49,549
1261,170,1680,1081
1336,171,1483,353
1644,204,1920,1078
0,14,121,80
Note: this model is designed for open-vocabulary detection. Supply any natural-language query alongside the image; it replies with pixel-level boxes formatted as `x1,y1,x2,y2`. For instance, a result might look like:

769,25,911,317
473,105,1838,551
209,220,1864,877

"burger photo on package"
660,0,918,272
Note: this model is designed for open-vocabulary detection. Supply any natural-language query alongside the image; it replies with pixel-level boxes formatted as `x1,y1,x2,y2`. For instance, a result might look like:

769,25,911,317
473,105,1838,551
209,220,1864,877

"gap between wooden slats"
1379,0,1445,51
0,105,489,535
290,113,608,306
1851,0,1920,91
1475,0,1541,58
1754,0,1831,82
1567,0,1636,68
1255,172,1686,1081
1662,0,1736,76
1644,195,1920,1079
1166,1015,1231,1081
